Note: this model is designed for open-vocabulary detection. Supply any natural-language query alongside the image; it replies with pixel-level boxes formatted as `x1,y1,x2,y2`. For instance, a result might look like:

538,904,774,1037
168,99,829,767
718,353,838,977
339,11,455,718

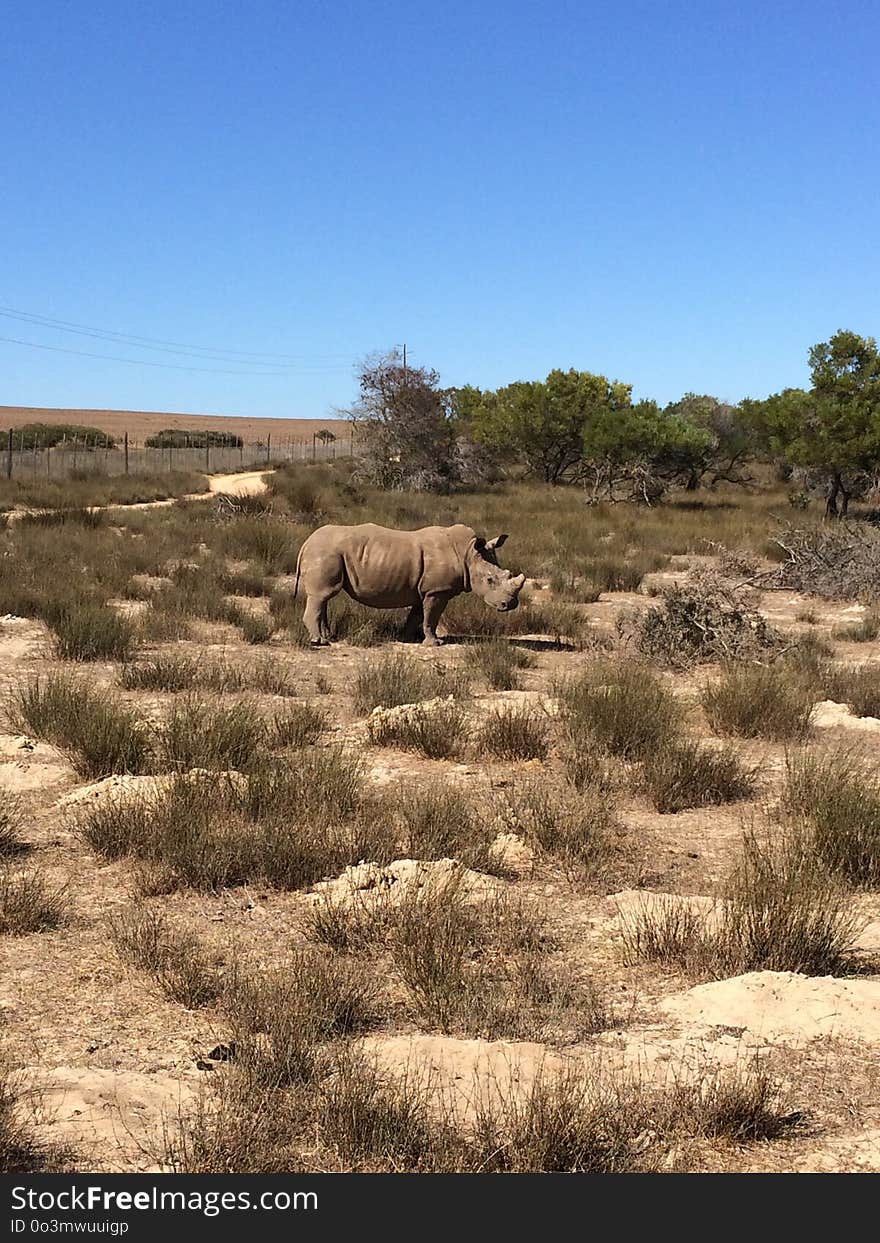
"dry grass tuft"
701,664,813,741
109,906,225,1008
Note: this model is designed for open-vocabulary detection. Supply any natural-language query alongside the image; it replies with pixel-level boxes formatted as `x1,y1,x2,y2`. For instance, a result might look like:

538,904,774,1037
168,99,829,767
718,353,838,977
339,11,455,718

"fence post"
205,441,210,473
47,445,51,478
266,434,271,465
6,429,12,480
124,432,129,475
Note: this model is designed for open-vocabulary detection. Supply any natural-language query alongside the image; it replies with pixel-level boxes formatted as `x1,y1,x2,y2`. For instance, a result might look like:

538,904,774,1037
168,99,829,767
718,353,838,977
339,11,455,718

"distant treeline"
350,331,880,516
145,429,244,449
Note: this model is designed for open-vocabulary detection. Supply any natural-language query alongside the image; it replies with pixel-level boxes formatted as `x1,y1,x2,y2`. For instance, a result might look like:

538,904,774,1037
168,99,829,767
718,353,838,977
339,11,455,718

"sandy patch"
32,1065,197,1172
812,700,880,731
660,971,880,1045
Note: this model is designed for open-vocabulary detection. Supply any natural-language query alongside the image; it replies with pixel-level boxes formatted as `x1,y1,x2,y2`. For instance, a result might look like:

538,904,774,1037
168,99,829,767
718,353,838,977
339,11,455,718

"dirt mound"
32,1065,197,1172
660,971,880,1044
811,700,880,732
489,832,535,876
367,696,457,732
0,733,71,794
59,769,247,810
309,858,504,911
605,889,726,935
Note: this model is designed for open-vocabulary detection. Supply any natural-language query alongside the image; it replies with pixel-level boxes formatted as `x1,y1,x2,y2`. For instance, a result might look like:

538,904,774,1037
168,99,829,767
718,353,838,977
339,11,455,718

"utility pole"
402,343,407,378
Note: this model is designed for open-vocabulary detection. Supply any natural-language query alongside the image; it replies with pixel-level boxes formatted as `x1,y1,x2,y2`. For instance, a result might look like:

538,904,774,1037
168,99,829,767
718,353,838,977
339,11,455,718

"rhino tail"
293,544,304,600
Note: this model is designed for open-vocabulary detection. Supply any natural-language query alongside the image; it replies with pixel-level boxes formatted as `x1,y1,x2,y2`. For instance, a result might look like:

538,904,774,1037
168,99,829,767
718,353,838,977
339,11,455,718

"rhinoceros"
293,522,526,646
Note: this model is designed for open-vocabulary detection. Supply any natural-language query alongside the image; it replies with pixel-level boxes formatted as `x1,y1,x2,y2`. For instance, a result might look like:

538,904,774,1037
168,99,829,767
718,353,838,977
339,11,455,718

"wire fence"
2,428,354,482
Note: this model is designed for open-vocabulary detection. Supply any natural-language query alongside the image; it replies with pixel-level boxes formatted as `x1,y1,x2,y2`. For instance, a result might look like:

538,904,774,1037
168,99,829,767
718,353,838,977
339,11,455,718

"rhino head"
467,534,526,611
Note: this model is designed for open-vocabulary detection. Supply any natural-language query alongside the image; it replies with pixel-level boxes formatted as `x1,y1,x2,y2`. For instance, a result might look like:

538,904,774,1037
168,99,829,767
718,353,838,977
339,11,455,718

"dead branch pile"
766,524,880,600
634,568,779,667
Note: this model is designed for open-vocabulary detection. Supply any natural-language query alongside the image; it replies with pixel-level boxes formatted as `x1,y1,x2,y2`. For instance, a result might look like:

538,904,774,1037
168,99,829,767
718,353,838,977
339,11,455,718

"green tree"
661,394,751,489
581,400,712,503
745,330,880,516
466,368,632,484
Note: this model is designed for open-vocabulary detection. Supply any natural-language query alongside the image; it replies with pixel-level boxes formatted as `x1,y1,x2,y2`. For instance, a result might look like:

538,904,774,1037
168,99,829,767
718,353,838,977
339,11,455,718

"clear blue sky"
2,0,878,418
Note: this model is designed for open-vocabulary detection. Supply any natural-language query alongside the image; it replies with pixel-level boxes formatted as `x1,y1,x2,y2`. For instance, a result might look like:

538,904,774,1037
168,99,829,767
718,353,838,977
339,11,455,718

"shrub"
381,879,585,1040
784,749,880,888
316,1055,460,1170
218,517,298,574
17,506,105,530
473,704,549,761
219,567,272,597
463,640,535,691
673,1069,795,1143
559,662,682,760
623,824,862,977
767,524,880,600
701,664,813,741
472,1065,653,1173
224,952,380,1088
48,602,137,662
120,655,296,697
499,780,617,879
230,608,275,646
109,906,224,1008
721,825,861,975
834,611,880,643
77,754,396,893
367,698,467,759
825,663,880,719
271,703,326,749
0,1063,69,1172
14,423,114,450
7,674,152,778
353,653,468,714
780,632,834,690
389,783,497,872
157,697,267,772
268,591,311,647
0,800,24,857
641,741,759,813
162,1079,311,1174
0,867,66,935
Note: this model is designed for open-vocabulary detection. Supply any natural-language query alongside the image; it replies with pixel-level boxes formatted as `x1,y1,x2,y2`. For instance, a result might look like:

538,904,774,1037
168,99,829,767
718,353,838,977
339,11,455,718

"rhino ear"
486,533,509,550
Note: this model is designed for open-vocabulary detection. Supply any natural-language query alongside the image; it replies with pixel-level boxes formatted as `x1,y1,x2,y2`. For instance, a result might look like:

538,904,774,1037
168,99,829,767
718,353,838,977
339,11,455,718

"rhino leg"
303,593,330,646
422,593,451,646
402,603,424,642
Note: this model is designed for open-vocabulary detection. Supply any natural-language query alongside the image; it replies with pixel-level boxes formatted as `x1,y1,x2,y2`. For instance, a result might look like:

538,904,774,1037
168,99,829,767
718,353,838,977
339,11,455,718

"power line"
0,333,352,376
0,305,353,364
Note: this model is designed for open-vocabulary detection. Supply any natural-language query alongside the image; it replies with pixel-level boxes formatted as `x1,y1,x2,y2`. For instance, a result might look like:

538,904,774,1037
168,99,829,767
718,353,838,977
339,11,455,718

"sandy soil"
3,495,880,1173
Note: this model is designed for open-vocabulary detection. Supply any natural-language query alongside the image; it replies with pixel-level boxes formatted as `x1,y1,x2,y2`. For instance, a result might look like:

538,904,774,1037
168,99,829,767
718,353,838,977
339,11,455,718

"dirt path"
4,469,273,522
205,470,272,498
